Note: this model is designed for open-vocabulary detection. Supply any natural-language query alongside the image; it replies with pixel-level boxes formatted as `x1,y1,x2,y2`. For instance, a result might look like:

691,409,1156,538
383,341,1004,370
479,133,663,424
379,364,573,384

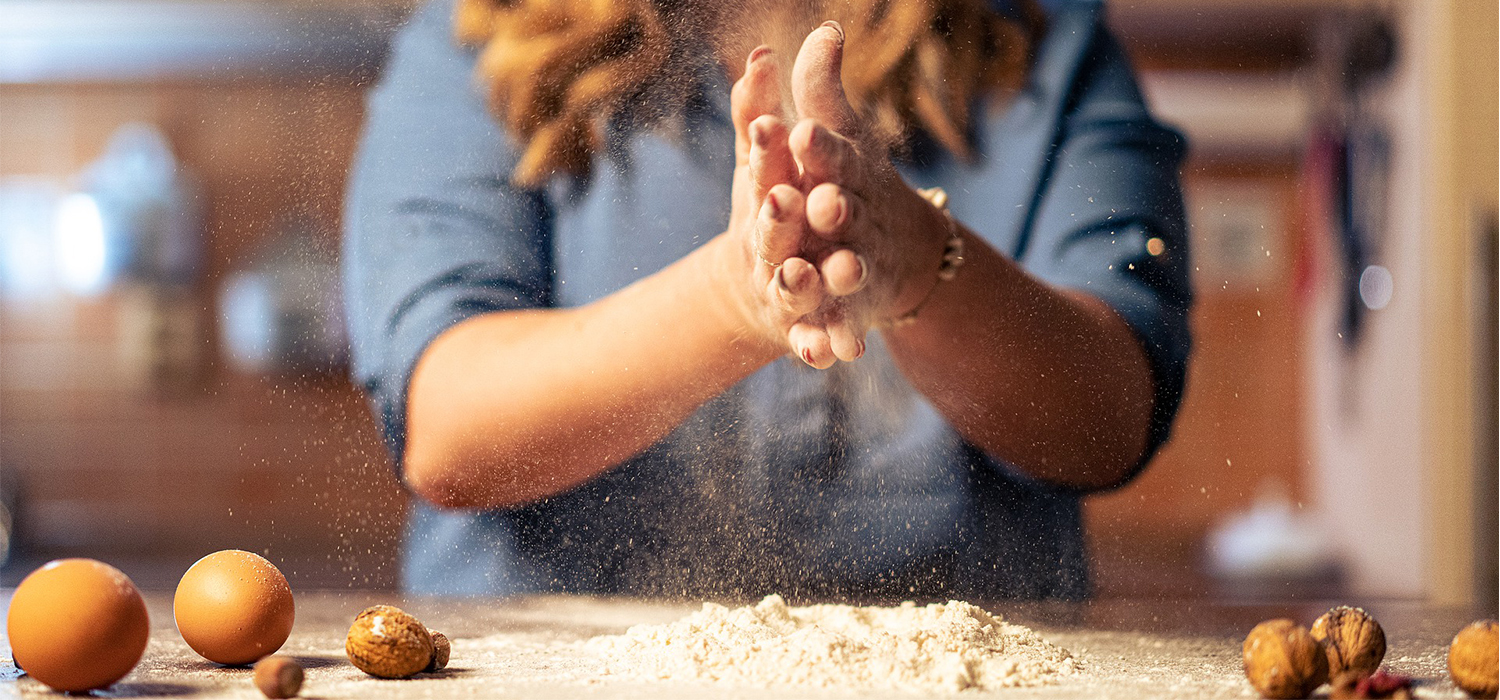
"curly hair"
455,0,1044,188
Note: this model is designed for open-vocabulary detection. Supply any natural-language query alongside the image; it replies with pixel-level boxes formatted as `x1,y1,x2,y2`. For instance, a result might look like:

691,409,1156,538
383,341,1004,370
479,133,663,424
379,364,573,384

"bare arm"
882,218,1155,489
404,234,784,508
780,24,1158,489
403,49,827,509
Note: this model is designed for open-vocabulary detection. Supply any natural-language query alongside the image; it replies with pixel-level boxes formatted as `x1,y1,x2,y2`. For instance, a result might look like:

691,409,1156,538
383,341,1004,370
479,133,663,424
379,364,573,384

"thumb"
791,21,858,134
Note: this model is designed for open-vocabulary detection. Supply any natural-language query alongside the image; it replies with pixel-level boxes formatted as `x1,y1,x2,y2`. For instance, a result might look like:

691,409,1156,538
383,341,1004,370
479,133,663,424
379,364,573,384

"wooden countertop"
0,592,1485,698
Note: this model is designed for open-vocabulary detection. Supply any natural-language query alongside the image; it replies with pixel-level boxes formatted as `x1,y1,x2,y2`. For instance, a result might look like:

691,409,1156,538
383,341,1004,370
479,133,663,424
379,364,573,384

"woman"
344,0,1191,599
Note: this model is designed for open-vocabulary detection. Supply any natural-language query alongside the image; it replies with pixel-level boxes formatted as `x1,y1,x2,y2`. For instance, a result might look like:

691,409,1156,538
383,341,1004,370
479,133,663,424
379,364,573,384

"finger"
805,181,866,241
791,21,858,135
826,307,866,362
769,256,823,317
732,46,781,166
789,321,836,369
755,184,806,266
818,247,867,297
789,120,863,189
749,116,797,202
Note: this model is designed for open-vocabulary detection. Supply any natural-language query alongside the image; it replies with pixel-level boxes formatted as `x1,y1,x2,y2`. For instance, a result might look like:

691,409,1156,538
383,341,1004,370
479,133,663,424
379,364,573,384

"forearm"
404,234,780,509
883,225,1155,490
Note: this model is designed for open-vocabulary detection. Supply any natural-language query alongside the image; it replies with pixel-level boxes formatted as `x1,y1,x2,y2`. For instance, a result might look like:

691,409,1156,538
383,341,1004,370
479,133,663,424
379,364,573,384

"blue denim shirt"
343,0,1191,599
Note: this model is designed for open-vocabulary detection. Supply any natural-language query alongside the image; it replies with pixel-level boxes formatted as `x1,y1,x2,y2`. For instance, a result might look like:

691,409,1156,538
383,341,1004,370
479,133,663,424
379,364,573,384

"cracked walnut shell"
1244,619,1330,699
426,630,450,672
345,605,434,679
1312,606,1386,679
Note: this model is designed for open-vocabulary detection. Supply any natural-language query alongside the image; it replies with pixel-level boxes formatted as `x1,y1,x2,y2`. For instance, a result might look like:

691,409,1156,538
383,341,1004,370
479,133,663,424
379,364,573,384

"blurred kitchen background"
0,0,1494,608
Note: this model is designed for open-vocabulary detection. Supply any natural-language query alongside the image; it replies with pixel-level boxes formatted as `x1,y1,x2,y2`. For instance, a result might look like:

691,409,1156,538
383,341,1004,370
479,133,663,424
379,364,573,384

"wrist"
699,233,786,360
885,186,962,321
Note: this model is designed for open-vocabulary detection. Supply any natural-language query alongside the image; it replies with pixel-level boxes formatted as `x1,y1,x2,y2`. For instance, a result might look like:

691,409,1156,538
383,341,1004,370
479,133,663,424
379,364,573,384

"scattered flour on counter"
583,594,1081,692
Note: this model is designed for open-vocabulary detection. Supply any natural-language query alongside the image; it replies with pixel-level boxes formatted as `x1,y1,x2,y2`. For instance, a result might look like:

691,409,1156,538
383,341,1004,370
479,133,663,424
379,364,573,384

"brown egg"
174,550,295,665
6,558,150,692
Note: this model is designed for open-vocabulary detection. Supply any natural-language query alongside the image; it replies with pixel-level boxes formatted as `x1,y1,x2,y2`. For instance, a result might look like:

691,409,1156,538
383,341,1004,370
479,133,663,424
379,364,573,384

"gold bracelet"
885,187,965,328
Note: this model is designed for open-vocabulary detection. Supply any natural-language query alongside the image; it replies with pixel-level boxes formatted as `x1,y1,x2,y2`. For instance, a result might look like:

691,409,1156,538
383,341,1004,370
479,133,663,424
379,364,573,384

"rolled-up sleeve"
343,0,553,468
1017,18,1193,485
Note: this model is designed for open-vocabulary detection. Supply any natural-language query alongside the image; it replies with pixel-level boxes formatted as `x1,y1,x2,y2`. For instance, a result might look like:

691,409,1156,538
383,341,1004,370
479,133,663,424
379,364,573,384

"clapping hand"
726,22,951,368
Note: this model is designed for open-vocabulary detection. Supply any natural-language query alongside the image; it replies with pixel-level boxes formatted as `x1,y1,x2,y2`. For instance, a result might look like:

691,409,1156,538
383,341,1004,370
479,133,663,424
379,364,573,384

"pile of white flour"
585,594,1081,692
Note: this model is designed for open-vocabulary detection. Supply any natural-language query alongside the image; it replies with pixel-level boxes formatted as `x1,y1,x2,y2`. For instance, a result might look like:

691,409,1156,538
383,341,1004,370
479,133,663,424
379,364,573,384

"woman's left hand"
756,21,954,368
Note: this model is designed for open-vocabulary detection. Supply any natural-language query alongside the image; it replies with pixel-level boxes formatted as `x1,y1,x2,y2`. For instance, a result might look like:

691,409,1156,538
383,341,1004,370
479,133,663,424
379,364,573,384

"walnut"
1312,606,1386,679
1449,620,1498,699
1244,619,1330,699
345,605,434,679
